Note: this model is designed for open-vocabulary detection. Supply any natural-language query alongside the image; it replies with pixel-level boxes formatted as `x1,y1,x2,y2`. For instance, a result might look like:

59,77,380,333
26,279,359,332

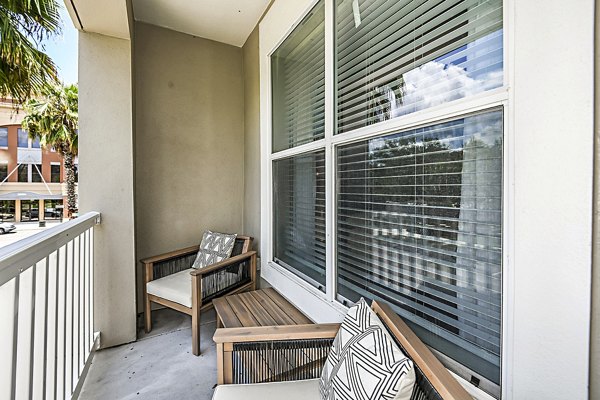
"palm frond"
0,0,61,103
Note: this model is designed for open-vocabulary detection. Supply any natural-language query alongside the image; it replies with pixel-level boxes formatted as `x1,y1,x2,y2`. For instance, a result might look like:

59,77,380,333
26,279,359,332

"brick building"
0,99,73,222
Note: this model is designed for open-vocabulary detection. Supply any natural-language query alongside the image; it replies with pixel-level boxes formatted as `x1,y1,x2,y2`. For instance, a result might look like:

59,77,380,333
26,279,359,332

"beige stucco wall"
242,27,261,253
0,103,24,126
134,22,245,311
78,32,137,348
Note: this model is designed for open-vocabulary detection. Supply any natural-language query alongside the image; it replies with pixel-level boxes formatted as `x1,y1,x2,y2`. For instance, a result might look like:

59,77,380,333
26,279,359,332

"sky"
42,6,78,85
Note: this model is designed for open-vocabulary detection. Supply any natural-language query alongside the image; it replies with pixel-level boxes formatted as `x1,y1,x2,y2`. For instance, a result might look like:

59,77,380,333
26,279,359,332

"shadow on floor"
79,308,217,400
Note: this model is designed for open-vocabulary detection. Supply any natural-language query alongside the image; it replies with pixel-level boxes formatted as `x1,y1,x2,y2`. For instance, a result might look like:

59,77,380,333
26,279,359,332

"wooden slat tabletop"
213,288,312,328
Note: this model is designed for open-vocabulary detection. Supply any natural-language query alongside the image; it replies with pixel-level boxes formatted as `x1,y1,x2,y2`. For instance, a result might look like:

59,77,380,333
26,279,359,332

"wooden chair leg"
144,292,152,333
192,306,201,356
143,262,153,333
192,275,202,356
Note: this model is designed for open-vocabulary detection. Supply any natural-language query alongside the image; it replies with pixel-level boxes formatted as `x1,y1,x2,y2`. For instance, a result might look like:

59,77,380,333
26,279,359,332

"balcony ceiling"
132,0,271,47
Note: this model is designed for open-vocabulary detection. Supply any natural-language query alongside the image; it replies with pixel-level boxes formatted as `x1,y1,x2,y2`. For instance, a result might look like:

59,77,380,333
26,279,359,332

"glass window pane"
51,164,61,183
0,164,7,182
17,128,28,148
0,200,15,221
336,0,503,134
32,137,40,148
44,199,63,220
0,127,8,147
21,200,39,222
272,0,325,152
273,150,326,289
32,164,42,182
336,110,503,385
17,164,28,182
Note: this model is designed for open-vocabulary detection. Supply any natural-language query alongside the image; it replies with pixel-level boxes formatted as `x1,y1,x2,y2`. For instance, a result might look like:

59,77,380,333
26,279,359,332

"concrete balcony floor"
79,308,217,400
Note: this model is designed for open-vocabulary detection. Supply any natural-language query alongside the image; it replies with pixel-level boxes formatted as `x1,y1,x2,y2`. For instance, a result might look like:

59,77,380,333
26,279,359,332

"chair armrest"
140,245,199,265
214,323,339,385
190,251,257,276
213,323,340,344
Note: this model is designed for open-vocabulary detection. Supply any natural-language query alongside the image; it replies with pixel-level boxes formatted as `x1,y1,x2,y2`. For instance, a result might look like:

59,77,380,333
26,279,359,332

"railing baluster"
10,276,20,400
83,231,91,351
88,228,93,350
73,235,81,380
42,256,49,400
63,244,68,400
70,237,75,396
53,248,59,400
28,264,37,400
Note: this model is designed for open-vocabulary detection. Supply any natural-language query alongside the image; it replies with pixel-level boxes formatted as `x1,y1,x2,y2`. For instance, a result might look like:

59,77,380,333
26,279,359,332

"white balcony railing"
0,212,101,400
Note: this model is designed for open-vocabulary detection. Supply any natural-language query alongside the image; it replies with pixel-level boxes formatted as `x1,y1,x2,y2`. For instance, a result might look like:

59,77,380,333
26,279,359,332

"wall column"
78,31,136,348
14,199,20,222
38,200,44,221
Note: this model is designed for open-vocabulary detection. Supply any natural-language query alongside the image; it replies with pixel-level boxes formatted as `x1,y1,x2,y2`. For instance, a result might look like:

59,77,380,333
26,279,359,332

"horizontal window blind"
273,151,326,290
272,0,325,152
336,110,503,385
336,0,503,134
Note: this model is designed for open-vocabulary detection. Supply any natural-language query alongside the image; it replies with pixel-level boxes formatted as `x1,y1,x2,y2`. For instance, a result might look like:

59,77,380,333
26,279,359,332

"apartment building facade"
0,99,69,222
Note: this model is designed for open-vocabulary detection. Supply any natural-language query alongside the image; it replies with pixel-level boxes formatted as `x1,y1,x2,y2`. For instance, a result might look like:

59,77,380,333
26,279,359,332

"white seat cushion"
146,268,193,308
212,379,320,400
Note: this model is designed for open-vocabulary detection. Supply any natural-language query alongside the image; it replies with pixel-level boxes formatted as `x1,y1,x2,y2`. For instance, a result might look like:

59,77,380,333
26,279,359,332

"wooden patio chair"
141,235,256,356
213,300,473,400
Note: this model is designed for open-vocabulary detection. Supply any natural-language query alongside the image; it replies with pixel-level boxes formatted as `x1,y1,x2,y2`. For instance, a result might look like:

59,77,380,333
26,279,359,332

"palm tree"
0,0,61,104
22,83,78,217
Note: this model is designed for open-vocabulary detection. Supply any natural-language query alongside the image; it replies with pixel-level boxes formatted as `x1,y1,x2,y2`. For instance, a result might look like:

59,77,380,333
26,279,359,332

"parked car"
0,222,16,234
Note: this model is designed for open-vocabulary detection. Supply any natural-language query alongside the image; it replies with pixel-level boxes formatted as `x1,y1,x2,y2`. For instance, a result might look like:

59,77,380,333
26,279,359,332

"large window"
51,164,61,183
269,0,505,396
273,151,326,290
32,164,43,182
17,164,28,182
0,201,15,221
271,0,325,152
337,110,503,385
44,199,63,220
336,0,503,134
17,128,28,148
0,127,8,147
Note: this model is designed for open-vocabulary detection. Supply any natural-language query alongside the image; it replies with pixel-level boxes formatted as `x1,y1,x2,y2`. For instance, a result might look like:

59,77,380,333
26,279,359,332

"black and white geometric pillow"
191,231,237,269
319,299,415,400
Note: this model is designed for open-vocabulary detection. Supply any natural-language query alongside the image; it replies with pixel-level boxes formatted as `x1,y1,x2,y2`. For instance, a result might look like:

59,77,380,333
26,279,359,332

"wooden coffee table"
212,288,312,328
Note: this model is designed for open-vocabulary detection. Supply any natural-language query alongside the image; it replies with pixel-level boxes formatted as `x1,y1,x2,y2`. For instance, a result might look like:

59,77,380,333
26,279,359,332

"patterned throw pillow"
191,231,237,269
319,299,415,400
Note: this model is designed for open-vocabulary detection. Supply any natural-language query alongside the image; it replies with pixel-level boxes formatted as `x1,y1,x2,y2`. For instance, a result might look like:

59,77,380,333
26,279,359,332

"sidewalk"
0,220,64,248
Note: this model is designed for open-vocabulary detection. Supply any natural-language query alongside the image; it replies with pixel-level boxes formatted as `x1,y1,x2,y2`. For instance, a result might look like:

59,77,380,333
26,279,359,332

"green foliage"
22,83,78,215
0,0,61,104
22,83,77,154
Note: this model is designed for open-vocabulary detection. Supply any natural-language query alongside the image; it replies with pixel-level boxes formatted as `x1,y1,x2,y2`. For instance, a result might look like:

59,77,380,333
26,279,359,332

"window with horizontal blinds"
273,150,326,290
271,0,325,153
336,0,503,134
336,110,503,386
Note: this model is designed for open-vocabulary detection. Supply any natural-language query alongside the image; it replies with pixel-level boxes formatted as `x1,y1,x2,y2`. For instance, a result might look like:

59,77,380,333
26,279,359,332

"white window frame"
260,0,514,398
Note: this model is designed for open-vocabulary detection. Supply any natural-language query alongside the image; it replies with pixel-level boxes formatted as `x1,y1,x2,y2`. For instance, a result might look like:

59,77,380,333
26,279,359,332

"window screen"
273,150,326,290
336,0,503,134
336,109,503,384
272,0,325,152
